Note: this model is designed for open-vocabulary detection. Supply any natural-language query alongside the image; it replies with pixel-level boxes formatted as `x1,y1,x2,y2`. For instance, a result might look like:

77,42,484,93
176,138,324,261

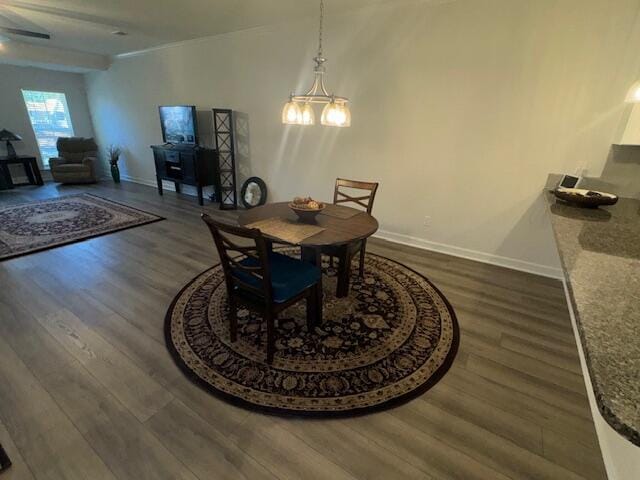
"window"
22,90,75,168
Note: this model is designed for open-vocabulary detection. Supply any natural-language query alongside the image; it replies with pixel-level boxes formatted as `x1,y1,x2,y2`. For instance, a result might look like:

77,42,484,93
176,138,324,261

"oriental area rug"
0,194,163,261
166,249,459,416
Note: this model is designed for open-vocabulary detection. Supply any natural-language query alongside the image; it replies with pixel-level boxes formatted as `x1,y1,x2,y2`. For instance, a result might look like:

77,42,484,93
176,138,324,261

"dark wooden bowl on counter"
553,188,618,208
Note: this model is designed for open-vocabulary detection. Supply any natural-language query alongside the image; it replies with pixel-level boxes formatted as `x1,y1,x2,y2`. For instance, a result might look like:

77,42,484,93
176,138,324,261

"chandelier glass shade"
282,100,302,124
321,101,350,127
300,103,315,125
625,80,640,103
281,0,351,127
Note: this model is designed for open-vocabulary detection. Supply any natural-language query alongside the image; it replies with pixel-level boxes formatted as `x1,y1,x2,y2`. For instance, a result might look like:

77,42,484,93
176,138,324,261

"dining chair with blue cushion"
201,214,321,363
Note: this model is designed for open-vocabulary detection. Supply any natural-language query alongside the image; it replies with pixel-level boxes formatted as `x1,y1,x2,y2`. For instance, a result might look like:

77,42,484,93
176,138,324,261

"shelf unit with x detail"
212,109,238,210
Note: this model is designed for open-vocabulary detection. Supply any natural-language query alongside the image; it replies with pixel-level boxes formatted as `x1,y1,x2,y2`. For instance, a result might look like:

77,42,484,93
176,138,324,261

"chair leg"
266,310,276,364
359,240,367,277
228,297,238,342
315,283,322,325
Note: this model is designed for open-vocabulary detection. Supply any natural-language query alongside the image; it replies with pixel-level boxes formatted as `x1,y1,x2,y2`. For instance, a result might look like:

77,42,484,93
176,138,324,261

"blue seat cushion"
232,252,321,303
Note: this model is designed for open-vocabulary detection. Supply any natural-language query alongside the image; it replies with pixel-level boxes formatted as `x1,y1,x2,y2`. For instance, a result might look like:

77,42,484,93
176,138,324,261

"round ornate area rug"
165,249,459,416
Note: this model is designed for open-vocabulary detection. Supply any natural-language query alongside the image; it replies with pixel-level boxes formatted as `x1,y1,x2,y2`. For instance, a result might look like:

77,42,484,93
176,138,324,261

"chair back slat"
333,178,379,214
201,214,273,301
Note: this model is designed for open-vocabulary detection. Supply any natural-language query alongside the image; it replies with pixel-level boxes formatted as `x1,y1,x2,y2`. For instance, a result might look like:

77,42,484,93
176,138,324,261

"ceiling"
0,0,406,57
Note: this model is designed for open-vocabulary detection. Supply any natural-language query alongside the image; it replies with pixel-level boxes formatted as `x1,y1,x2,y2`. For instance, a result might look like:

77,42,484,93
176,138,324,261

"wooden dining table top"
237,202,379,247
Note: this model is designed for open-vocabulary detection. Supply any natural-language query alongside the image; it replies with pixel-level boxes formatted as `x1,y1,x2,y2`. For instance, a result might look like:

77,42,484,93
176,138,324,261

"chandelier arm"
303,69,331,97
291,94,349,104
305,74,320,96
319,74,329,96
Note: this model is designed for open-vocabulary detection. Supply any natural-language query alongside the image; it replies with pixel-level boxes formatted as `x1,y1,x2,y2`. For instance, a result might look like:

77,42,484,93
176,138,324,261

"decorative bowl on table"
289,197,326,222
553,187,618,208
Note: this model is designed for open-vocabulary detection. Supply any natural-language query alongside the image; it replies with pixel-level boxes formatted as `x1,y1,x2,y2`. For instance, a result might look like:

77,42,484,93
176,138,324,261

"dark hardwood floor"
0,181,606,480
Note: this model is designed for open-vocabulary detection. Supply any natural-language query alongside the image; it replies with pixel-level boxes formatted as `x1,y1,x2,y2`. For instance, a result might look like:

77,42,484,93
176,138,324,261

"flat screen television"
159,105,198,145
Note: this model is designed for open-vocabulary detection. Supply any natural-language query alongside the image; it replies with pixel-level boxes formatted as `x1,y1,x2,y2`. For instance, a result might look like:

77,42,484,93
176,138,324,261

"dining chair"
324,178,379,296
201,214,322,363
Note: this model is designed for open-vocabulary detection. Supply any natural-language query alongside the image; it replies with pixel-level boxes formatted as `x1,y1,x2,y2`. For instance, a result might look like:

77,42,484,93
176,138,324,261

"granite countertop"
545,181,640,446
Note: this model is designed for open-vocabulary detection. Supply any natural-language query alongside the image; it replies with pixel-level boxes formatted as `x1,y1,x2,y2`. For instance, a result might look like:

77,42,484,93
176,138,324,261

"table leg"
31,159,44,186
197,185,203,206
301,246,322,323
0,442,11,472
336,244,352,298
156,177,163,195
0,165,14,189
265,239,274,254
23,160,36,185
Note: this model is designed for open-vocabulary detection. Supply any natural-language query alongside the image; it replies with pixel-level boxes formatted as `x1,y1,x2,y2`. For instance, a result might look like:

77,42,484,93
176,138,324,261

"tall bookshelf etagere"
212,109,238,210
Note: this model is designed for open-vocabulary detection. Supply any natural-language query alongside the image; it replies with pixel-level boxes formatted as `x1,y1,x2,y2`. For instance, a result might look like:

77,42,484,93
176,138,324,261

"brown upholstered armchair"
49,137,99,184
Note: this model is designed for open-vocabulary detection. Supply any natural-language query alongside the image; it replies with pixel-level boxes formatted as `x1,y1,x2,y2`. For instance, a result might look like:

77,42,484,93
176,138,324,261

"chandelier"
281,0,351,127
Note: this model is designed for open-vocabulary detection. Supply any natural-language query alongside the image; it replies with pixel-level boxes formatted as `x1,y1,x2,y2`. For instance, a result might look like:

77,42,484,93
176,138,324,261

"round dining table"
238,202,378,319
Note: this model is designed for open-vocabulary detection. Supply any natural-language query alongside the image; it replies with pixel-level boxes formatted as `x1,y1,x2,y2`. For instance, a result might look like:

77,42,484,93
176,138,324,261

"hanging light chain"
318,0,324,57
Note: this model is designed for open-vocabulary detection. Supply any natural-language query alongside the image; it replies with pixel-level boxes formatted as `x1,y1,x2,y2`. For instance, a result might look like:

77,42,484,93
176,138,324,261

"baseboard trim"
374,229,563,280
115,177,562,280
117,173,169,190
116,173,200,196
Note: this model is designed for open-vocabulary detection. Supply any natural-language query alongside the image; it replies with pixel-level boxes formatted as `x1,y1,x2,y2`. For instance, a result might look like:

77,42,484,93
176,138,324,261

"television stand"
151,144,219,206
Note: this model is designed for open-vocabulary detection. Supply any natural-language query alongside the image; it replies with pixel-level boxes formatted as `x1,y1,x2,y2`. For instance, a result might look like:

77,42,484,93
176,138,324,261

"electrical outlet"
424,216,431,227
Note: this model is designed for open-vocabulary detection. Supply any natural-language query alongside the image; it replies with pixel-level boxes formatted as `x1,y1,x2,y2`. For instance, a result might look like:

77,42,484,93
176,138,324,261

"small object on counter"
553,187,618,208
289,196,326,222
0,443,11,473
559,174,581,188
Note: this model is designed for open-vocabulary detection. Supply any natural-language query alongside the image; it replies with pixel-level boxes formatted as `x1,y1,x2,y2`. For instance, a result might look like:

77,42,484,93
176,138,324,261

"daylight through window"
22,90,75,168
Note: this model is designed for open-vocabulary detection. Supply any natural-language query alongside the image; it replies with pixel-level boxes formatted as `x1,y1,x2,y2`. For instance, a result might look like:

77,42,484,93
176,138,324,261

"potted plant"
107,145,122,183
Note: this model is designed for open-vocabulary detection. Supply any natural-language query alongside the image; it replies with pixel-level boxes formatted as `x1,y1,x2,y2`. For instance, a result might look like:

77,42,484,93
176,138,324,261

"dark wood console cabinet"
151,144,218,206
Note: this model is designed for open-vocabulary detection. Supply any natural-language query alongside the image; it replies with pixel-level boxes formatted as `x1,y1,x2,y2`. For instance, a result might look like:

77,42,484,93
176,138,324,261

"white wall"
0,63,95,168
85,0,640,276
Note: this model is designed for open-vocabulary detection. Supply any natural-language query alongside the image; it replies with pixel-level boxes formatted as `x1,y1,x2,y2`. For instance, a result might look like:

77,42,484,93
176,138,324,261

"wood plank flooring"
0,181,606,480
